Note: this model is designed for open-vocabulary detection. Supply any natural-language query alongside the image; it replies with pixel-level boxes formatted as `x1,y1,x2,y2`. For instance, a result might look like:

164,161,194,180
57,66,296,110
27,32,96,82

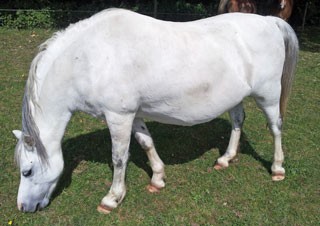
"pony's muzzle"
18,202,39,213
18,198,49,212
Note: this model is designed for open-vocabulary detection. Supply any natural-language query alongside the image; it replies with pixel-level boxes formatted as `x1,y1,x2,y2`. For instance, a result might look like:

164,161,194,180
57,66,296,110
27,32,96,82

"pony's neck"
34,99,72,156
23,83,71,161
24,32,73,158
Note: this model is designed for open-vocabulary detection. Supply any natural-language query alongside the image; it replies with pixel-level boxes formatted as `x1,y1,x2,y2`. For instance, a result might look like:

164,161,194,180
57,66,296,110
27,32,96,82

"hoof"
272,173,285,181
97,204,113,214
214,163,226,170
146,184,161,193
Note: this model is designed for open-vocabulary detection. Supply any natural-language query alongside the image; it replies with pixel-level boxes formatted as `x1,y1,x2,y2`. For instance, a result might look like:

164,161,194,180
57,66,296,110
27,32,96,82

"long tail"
218,0,230,14
272,18,299,118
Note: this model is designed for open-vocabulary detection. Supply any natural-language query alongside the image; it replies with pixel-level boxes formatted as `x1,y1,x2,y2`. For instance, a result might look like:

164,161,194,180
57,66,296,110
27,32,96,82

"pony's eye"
22,169,32,177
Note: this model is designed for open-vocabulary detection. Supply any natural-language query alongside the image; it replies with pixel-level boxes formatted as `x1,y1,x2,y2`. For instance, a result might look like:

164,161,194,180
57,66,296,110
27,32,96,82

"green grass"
1,27,319,225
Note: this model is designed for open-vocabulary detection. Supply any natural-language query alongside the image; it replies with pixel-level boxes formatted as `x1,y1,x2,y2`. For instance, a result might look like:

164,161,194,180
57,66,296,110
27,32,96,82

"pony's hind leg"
132,118,165,193
97,112,135,214
256,101,285,181
214,103,245,170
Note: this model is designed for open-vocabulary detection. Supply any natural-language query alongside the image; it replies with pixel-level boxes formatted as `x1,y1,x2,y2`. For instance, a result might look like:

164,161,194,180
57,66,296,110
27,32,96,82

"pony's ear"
23,135,35,148
12,130,22,139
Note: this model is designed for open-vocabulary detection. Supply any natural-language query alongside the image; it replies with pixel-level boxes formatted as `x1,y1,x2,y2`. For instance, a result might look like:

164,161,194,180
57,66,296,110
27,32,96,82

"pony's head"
12,130,63,212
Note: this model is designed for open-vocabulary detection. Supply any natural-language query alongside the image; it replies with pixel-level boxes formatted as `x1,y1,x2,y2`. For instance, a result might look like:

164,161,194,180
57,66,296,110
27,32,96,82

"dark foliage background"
0,0,319,28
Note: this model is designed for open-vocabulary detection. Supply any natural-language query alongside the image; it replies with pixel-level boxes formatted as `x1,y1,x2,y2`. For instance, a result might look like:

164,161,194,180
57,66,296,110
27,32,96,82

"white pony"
13,9,298,213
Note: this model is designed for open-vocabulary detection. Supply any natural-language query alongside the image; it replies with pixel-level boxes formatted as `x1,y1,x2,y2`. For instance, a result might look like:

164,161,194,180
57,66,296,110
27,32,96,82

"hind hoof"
97,204,113,214
146,184,162,193
214,163,227,170
272,173,285,181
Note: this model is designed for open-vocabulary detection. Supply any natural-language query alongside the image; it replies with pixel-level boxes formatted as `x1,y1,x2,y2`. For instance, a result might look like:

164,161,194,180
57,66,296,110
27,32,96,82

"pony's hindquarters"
214,17,298,181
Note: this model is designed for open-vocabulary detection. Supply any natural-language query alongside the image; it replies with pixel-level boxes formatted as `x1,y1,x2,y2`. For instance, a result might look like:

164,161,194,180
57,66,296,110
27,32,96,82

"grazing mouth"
18,197,49,212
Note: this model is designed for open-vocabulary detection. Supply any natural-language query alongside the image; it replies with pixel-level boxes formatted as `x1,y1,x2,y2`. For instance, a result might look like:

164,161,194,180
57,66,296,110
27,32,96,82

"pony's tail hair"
274,18,299,119
218,0,230,14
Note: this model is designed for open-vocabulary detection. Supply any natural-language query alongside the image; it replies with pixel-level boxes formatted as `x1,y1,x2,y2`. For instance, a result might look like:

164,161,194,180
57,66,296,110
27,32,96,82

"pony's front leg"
132,118,165,193
97,112,135,214
214,103,245,170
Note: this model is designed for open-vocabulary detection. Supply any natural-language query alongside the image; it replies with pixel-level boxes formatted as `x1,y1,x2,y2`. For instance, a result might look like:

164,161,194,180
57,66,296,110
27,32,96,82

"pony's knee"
112,152,129,169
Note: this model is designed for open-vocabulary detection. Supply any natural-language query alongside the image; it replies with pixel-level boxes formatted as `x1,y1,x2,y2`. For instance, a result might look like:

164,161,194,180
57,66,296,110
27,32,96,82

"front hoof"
272,173,285,181
146,184,162,193
97,204,113,214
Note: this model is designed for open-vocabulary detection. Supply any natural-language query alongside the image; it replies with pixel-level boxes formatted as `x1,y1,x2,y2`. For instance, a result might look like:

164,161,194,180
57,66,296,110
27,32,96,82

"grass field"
1,26,319,225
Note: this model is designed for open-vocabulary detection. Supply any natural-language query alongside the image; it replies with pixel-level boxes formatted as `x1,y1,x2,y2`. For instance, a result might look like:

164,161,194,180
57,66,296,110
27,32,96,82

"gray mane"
15,34,60,167
21,93,48,166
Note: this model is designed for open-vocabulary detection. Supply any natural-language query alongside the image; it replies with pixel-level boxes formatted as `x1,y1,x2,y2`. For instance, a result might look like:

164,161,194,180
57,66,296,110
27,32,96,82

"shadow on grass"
52,118,272,199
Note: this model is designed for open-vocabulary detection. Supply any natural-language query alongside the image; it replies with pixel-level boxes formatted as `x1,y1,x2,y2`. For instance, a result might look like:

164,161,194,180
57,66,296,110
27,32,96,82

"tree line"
0,0,319,28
